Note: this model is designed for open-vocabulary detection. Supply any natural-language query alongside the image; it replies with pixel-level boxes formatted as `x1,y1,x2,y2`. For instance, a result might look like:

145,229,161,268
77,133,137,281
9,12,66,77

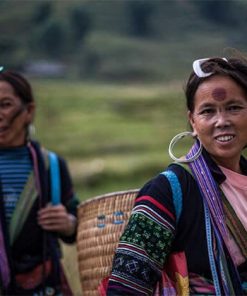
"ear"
26,102,35,123
188,110,197,136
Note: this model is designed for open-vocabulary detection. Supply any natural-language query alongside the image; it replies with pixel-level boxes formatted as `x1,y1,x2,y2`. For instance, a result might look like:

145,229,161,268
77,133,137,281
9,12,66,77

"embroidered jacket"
107,150,247,295
0,141,78,295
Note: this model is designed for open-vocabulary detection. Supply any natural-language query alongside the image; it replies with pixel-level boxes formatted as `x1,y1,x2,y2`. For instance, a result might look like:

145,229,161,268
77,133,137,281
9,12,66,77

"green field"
32,78,191,201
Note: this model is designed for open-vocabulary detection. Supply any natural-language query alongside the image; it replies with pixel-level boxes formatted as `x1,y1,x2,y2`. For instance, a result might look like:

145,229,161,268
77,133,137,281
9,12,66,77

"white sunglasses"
192,58,228,78
0,66,4,72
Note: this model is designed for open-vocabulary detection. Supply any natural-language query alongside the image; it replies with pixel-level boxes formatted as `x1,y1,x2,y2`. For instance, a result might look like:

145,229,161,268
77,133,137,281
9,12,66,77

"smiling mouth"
215,135,234,142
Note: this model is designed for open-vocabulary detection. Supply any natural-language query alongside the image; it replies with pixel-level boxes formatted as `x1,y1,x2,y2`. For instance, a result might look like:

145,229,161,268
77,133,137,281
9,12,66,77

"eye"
0,100,13,109
227,105,242,111
199,108,215,115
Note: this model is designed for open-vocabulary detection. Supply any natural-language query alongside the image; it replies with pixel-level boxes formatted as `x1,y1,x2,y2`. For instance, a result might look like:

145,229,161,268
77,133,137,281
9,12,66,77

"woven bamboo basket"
77,189,139,296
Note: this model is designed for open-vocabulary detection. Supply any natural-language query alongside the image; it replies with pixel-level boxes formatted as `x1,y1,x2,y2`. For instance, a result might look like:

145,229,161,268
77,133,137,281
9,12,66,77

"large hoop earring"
27,123,36,140
168,131,202,163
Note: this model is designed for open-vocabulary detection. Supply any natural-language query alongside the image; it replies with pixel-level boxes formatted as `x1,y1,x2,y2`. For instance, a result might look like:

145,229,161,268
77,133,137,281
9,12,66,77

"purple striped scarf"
186,141,242,295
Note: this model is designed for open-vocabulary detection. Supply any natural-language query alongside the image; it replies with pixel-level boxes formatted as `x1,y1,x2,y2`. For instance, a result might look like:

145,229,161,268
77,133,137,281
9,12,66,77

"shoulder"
40,148,73,189
30,141,70,175
41,148,68,171
139,163,195,197
167,163,195,190
136,164,194,220
137,163,200,213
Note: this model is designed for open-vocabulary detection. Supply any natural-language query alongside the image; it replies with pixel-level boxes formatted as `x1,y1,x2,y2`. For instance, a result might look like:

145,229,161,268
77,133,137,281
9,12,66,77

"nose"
214,111,231,128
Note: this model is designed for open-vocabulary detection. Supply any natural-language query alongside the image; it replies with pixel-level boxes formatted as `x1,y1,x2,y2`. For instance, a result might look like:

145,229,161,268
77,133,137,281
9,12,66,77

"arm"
38,156,79,243
107,174,177,295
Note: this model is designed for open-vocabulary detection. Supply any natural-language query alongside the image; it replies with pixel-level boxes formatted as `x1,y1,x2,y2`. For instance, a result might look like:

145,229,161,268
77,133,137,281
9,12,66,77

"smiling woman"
106,55,247,295
0,69,79,295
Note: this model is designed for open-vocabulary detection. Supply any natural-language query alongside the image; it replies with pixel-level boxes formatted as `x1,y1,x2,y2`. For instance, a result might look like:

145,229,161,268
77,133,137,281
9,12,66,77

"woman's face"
0,81,35,148
188,75,247,171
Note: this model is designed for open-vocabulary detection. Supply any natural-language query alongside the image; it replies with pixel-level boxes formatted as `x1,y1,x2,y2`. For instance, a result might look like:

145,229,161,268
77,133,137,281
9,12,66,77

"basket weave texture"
77,189,139,296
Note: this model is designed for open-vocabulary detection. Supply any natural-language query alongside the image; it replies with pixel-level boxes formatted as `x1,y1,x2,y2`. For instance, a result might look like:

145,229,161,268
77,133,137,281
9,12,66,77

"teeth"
216,135,233,142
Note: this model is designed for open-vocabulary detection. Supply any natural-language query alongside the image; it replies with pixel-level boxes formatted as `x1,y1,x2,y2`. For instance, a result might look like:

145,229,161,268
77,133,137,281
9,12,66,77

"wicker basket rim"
78,188,139,208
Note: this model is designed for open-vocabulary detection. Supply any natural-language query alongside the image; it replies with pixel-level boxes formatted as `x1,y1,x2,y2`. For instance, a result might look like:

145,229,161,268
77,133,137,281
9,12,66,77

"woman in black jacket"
107,55,247,295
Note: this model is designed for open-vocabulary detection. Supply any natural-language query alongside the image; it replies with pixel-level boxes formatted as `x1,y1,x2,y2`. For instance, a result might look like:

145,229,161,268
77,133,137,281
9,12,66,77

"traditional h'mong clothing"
0,141,78,295
107,142,247,295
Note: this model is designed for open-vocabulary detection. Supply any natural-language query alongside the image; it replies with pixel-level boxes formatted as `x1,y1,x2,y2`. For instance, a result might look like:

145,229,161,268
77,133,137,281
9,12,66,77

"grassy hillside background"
1,0,247,81
33,79,187,199
2,1,247,294
1,0,246,200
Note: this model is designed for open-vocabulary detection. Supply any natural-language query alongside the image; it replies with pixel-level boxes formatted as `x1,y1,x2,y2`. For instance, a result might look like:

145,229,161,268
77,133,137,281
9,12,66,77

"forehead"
194,75,247,103
0,81,19,98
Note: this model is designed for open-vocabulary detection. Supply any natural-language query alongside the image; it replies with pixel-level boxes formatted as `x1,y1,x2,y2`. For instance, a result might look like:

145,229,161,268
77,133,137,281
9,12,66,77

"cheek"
10,116,28,132
192,118,211,135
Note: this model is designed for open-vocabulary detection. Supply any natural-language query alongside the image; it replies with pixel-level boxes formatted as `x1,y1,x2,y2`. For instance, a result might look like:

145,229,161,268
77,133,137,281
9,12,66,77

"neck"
213,157,242,174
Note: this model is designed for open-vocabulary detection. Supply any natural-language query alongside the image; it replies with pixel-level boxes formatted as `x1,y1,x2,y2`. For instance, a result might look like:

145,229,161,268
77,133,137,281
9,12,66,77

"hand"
38,204,77,237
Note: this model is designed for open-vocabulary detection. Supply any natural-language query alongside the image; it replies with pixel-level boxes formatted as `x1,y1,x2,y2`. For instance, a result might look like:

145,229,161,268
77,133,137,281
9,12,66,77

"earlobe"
192,130,197,137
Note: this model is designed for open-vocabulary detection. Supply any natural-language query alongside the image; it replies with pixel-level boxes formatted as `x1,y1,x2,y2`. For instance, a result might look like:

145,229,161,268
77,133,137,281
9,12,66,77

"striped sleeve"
107,174,177,295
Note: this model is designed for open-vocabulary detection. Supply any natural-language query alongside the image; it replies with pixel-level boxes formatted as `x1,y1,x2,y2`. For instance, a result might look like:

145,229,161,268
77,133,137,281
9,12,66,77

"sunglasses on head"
192,57,227,78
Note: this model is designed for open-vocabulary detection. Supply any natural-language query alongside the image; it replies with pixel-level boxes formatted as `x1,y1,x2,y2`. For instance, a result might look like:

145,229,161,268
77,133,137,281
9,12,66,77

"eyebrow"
197,102,214,109
198,98,245,109
225,99,246,104
0,97,15,101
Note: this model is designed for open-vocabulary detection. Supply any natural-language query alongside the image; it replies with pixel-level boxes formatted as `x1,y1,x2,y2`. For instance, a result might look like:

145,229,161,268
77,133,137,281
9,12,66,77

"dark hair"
0,70,34,104
185,57,247,112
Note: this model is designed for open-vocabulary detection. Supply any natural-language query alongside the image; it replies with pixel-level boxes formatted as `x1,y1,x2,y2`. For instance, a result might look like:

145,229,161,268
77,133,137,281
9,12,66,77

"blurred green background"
34,80,187,199
1,0,247,201
2,1,247,294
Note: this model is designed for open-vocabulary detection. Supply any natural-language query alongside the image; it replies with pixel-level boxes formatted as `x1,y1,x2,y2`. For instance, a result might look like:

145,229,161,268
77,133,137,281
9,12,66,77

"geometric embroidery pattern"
121,213,174,265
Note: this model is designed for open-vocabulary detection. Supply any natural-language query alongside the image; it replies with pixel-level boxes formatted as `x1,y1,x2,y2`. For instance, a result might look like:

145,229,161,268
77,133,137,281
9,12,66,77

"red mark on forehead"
211,87,226,101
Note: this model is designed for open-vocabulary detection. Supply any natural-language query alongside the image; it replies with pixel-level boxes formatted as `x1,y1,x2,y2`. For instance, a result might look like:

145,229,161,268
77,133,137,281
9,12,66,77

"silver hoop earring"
168,131,202,163
27,123,36,140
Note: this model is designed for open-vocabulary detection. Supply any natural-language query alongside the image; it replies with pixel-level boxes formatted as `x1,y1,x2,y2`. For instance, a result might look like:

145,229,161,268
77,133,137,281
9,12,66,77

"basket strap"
48,151,61,205
160,170,182,223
